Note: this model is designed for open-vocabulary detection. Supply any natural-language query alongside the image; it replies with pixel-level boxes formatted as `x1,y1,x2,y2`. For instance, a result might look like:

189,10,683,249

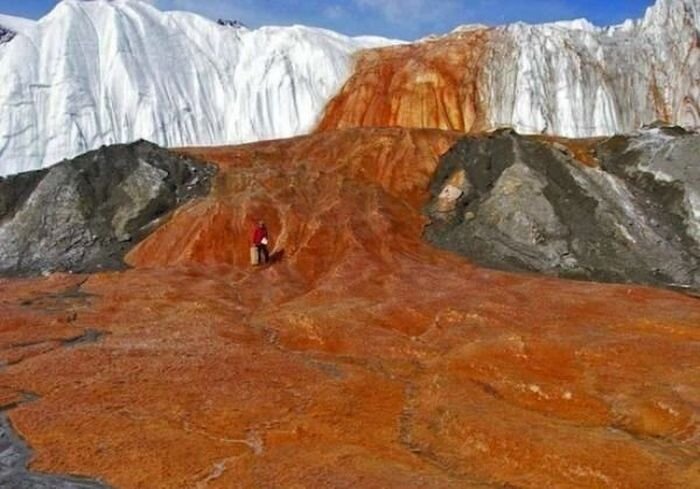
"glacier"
484,0,700,137
0,0,394,175
318,0,700,141
0,0,699,175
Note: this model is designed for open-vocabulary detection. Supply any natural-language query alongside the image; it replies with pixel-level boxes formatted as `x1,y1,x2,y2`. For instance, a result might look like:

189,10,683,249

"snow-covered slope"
0,0,394,175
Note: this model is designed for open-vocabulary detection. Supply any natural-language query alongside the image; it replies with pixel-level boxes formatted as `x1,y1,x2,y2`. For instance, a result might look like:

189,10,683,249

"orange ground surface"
1,128,699,488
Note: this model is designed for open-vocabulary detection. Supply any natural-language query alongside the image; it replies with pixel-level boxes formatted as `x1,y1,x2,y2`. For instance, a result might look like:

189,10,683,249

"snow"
483,0,700,138
0,0,698,175
0,13,37,35
546,19,598,31
0,0,396,175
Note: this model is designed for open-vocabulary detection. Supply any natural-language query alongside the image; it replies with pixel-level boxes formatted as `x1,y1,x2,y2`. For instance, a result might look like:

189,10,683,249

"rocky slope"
0,140,215,276
0,0,393,175
425,127,700,290
319,0,700,137
0,128,698,488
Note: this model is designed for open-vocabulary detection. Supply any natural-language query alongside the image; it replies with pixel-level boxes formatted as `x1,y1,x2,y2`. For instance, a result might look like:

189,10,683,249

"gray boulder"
0,140,215,276
424,127,700,289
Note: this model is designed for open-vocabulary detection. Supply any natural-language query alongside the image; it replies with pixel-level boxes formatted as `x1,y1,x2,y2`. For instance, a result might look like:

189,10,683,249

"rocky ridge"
425,127,700,290
0,140,215,276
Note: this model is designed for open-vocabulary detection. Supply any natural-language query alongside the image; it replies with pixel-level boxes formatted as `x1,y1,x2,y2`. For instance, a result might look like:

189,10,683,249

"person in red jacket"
252,220,270,265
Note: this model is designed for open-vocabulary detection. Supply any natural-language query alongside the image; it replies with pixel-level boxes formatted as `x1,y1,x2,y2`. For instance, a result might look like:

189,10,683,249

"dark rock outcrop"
424,128,700,289
0,140,215,276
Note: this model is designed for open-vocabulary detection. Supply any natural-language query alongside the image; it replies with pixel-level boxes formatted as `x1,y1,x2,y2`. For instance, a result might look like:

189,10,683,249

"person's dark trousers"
256,245,270,264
